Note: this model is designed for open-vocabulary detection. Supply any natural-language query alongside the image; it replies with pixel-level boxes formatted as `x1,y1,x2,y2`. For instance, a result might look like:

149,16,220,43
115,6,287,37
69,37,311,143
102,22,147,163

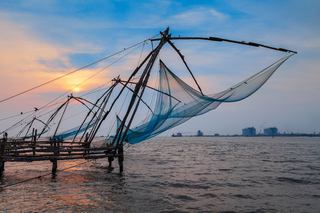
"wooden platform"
0,137,122,174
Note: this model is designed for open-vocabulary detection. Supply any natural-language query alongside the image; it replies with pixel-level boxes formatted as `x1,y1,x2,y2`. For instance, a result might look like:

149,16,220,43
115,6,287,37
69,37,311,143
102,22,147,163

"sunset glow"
72,87,82,93
0,0,319,135
0,2,319,213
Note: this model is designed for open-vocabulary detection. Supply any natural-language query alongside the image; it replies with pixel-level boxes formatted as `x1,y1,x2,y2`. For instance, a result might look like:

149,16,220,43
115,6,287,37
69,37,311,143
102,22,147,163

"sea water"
0,137,320,212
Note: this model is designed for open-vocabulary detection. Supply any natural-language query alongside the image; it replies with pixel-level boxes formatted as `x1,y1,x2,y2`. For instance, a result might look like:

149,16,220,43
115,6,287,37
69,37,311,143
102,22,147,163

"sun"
72,87,82,93
58,70,107,94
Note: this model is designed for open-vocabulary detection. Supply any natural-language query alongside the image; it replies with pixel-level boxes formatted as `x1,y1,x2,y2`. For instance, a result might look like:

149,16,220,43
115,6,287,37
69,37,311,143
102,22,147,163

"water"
1,137,320,212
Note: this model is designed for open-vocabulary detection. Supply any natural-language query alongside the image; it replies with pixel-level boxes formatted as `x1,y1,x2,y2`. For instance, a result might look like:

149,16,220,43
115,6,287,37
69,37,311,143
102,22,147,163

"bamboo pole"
53,97,70,139
113,28,170,173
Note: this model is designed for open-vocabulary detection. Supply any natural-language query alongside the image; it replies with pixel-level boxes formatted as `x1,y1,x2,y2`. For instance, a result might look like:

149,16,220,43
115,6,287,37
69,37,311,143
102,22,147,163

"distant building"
264,127,278,136
196,130,203,137
172,132,182,137
242,127,256,136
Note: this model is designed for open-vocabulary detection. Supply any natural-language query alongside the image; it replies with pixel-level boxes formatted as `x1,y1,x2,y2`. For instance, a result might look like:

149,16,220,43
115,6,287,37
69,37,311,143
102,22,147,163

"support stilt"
0,161,4,175
118,144,123,173
52,159,57,174
0,138,6,174
108,156,114,170
52,138,58,174
0,157,4,173
33,129,37,156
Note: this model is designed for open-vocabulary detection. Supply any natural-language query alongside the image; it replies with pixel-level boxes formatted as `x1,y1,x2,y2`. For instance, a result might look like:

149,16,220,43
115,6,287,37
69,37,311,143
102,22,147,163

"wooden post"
108,155,114,170
52,138,58,174
0,160,4,174
33,129,37,156
118,143,123,173
0,138,6,173
52,159,57,174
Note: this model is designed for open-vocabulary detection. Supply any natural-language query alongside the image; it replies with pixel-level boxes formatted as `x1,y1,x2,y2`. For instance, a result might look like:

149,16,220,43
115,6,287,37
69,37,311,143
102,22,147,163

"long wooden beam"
151,36,297,54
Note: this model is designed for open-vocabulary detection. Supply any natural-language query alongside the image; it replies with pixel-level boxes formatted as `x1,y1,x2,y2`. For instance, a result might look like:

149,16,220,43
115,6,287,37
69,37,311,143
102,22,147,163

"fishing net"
112,53,294,144
54,120,97,140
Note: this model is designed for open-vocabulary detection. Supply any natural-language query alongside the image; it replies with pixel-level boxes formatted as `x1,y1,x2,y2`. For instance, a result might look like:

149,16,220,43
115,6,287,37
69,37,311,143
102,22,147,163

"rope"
0,34,159,104
0,110,34,122
1,41,151,134
137,42,145,67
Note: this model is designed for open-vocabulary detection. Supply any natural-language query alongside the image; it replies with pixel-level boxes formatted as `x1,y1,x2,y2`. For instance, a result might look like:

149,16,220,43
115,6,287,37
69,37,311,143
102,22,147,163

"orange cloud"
0,19,111,107
0,20,68,95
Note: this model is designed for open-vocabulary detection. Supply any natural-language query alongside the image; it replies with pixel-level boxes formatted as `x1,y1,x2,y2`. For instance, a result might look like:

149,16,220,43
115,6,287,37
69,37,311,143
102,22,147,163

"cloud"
173,7,227,24
0,18,110,106
0,20,64,91
210,8,226,19
149,6,228,29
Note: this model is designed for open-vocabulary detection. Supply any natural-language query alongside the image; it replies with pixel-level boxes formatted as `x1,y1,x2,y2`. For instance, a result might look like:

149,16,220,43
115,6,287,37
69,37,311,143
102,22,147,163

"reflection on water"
0,159,128,212
0,137,320,212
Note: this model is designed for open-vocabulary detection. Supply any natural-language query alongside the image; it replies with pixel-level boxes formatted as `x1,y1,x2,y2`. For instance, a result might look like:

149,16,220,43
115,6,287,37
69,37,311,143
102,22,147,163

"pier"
0,136,122,174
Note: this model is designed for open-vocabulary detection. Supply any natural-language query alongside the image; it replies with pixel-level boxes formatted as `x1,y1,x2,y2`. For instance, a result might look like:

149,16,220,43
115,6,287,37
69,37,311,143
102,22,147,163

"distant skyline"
0,0,319,136
173,126,320,137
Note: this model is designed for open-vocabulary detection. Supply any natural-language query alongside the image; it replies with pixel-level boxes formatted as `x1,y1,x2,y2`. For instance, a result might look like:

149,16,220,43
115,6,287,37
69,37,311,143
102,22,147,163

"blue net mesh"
110,53,293,145
54,120,97,140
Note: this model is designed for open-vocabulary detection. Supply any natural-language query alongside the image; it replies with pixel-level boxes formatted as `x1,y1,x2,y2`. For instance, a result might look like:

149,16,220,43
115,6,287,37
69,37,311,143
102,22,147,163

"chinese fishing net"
109,53,294,145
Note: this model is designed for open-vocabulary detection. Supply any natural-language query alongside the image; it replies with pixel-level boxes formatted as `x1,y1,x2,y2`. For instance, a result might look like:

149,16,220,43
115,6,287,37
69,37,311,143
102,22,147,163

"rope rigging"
0,38,152,135
0,28,297,146
0,34,159,104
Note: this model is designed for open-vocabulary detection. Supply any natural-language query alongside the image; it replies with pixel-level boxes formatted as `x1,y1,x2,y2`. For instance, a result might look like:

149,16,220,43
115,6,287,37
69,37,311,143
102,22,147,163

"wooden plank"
5,150,114,157
5,140,90,145
5,146,115,154
4,145,86,150
2,153,119,162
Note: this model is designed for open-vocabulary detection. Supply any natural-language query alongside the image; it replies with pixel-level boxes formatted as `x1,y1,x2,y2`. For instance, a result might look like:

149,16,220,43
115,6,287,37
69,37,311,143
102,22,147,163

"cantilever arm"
151,36,297,54
166,40,204,96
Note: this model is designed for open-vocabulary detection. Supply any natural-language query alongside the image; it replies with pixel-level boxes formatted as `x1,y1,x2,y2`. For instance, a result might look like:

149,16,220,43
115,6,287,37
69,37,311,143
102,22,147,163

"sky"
0,0,319,136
